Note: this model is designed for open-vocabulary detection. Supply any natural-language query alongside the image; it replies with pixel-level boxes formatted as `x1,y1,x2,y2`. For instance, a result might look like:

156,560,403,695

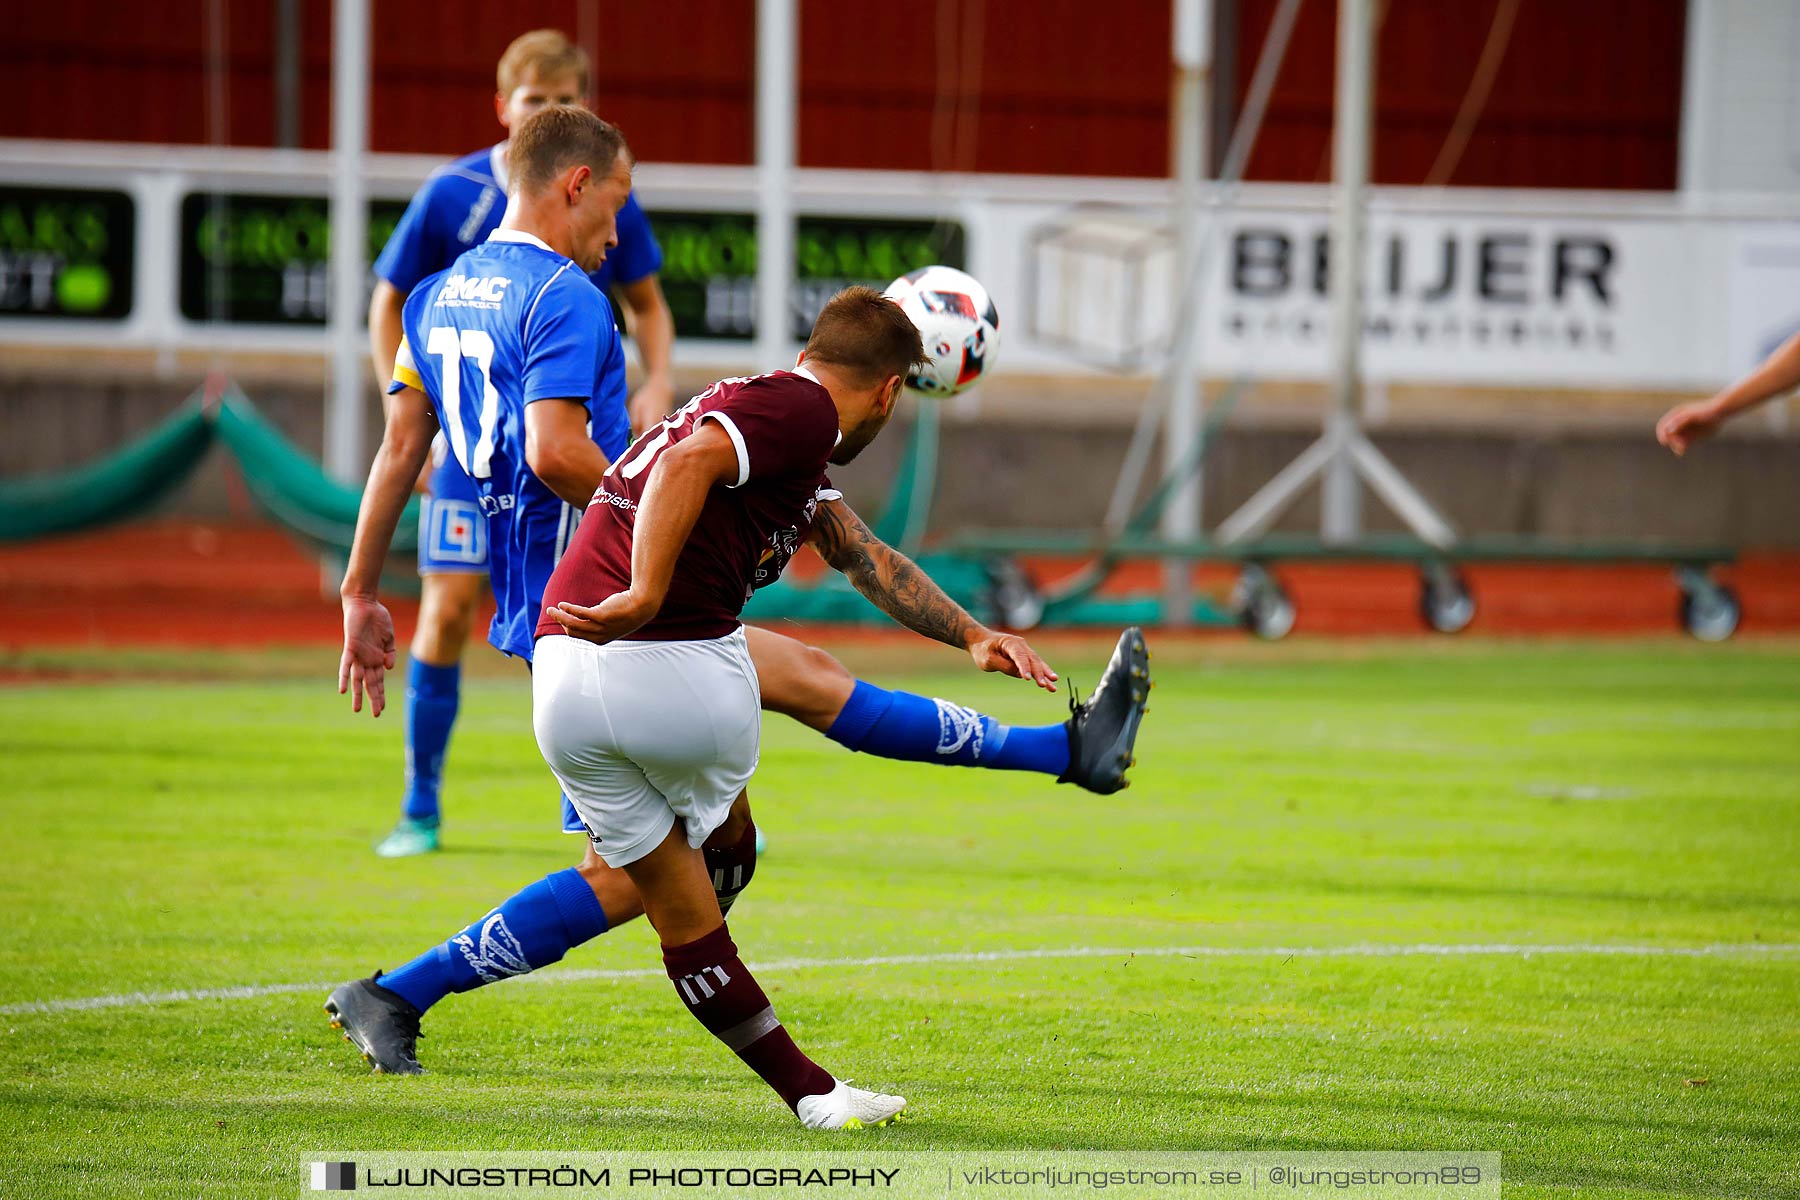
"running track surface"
4,522,1800,650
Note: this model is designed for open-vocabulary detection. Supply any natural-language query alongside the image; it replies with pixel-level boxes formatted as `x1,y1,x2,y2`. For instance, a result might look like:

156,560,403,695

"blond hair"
497,29,590,97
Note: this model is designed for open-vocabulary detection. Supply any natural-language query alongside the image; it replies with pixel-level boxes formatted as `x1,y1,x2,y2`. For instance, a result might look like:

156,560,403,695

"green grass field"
3,637,1798,1198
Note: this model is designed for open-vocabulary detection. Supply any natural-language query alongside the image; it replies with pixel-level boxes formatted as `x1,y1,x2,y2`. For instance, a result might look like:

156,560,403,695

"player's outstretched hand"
340,596,398,717
969,630,1058,693
546,592,656,646
1656,399,1723,456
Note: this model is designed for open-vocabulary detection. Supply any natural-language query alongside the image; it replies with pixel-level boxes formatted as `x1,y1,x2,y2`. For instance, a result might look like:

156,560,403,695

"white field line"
6,941,1800,1018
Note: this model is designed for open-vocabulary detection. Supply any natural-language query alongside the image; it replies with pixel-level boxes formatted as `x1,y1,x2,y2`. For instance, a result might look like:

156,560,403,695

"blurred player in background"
328,107,1149,1082
1657,330,1800,455
366,29,675,858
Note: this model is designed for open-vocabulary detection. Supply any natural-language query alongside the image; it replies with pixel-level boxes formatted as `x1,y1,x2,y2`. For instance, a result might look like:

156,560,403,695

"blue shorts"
417,447,489,575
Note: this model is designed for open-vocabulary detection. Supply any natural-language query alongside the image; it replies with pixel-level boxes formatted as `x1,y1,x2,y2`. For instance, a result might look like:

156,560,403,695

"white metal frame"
755,0,798,375
1162,0,1210,625
1213,0,1456,548
326,0,370,481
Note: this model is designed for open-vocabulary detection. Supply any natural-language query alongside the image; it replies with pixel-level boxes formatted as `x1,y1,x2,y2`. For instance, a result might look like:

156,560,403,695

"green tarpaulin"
3,385,1187,627
0,390,418,556
214,392,420,555
0,399,214,541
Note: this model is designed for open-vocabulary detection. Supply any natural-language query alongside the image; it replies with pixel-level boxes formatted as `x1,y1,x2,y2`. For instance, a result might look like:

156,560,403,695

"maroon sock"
662,923,834,1111
702,821,758,915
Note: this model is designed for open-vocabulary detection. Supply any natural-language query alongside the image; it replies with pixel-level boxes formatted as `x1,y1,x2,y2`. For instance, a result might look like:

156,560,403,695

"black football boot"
1058,626,1151,794
324,974,426,1075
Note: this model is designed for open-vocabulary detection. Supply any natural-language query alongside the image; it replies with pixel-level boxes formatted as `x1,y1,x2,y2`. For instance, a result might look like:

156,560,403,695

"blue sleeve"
590,330,634,459
605,193,663,286
373,178,447,292
522,277,609,404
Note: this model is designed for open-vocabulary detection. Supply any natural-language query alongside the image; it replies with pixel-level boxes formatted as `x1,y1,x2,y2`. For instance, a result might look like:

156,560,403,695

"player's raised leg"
746,624,1149,795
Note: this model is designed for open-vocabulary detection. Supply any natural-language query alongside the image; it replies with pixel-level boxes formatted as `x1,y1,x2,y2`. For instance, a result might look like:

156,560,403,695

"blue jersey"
375,144,663,298
390,230,633,661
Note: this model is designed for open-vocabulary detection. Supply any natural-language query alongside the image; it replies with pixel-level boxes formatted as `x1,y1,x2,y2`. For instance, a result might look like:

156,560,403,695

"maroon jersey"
537,369,842,642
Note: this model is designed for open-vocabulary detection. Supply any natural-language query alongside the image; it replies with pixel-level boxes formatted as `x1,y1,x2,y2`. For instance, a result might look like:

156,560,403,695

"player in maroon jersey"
531,289,924,1127
531,287,1146,1127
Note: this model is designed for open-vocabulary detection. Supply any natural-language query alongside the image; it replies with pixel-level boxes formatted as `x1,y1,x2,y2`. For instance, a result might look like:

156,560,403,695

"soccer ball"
884,266,1000,397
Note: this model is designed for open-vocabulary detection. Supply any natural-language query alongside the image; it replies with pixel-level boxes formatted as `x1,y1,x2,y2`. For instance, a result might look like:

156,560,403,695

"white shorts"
532,628,761,868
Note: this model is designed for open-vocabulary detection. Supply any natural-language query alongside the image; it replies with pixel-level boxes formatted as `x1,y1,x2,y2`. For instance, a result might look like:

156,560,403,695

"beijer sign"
1191,212,1663,384
1231,228,1615,307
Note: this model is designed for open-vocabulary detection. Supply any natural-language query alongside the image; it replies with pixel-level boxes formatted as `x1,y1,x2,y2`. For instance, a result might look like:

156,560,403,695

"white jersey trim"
520,260,577,343
433,165,497,187
488,227,557,254
554,501,577,563
698,411,751,488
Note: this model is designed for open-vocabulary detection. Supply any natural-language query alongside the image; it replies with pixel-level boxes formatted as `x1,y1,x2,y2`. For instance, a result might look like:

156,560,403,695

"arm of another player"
524,398,613,507
546,422,740,644
339,383,438,717
809,496,1058,691
1657,330,1800,455
367,281,406,404
367,185,442,395
367,281,433,493
617,274,677,437
368,187,442,482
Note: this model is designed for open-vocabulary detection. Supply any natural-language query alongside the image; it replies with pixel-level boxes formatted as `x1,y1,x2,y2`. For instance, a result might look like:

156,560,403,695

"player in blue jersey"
366,30,675,857
338,109,651,971
326,107,1151,1078
388,230,632,661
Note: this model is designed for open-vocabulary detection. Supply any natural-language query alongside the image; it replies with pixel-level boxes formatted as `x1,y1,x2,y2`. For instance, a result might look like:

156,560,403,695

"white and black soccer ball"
884,266,1000,397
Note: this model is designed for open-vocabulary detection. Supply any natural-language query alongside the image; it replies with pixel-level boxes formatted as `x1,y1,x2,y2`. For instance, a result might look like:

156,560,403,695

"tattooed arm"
809,497,1059,691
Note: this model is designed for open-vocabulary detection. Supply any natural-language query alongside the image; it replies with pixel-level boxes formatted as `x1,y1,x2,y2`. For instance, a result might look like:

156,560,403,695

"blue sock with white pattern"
824,680,1071,775
380,868,608,1013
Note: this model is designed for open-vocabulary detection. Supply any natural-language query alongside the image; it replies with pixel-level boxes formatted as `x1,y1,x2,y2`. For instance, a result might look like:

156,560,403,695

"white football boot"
795,1079,907,1129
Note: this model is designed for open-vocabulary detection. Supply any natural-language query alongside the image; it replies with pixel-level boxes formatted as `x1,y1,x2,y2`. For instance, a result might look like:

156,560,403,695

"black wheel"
1234,566,1296,640
1680,583,1740,642
1420,567,1475,634
984,559,1045,630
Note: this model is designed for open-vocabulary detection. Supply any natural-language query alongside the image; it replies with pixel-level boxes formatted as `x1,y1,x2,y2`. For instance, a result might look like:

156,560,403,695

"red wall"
1236,0,1687,188
367,1,754,162
1,0,755,163
796,0,1171,175
4,0,296,147
4,0,1685,189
